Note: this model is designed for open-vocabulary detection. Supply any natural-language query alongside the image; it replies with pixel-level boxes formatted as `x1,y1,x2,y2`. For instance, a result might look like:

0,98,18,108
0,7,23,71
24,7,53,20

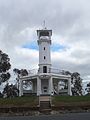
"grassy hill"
52,95,90,107
0,95,90,107
0,96,38,107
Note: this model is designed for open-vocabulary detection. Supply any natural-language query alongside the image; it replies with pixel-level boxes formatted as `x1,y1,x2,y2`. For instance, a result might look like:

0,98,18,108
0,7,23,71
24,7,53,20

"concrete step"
39,96,51,102
39,95,52,113
39,101,52,113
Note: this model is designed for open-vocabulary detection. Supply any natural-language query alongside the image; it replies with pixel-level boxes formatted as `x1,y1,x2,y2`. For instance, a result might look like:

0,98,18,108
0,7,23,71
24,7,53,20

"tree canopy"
0,50,11,84
64,71,82,96
86,82,90,95
71,72,82,96
3,83,19,98
13,68,28,77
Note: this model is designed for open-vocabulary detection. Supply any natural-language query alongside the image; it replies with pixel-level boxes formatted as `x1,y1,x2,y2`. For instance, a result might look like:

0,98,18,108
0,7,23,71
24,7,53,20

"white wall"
39,41,51,65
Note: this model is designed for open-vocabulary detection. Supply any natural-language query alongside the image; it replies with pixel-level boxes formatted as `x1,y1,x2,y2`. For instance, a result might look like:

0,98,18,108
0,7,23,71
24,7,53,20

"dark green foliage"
0,50,11,84
13,68,28,95
63,70,82,96
64,71,71,75
0,92,3,98
0,62,11,72
71,72,82,96
87,82,90,87
13,68,28,77
1,73,10,82
3,83,19,98
13,68,20,75
86,82,90,95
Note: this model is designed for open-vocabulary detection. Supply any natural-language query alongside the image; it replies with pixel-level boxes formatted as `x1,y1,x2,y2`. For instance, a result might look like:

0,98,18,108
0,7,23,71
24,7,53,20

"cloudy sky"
0,0,90,81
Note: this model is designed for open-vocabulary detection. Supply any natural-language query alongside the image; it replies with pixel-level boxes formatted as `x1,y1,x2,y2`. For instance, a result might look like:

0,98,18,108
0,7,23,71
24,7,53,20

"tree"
3,83,19,98
13,68,28,77
0,50,11,84
63,71,82,96
0,92,3,98
71,72,82,96
64,71,71,76
86,82,90,95
13,68,28,95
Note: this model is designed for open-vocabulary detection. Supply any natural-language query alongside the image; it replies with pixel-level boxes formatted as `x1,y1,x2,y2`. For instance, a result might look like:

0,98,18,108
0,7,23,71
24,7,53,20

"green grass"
0,96,90,108
0,96,38,107
52,96,90,106
53,96,90,102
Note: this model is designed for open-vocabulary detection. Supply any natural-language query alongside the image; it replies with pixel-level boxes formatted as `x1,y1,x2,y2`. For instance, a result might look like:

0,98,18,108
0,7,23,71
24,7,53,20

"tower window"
44,47,45,50
40,31,49,36
44,56,46,59
43,66,47,73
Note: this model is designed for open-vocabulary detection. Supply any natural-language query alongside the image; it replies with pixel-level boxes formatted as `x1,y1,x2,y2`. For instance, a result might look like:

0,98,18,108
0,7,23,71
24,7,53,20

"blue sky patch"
23,42,38,50
51,44,66,51
22,42,65,51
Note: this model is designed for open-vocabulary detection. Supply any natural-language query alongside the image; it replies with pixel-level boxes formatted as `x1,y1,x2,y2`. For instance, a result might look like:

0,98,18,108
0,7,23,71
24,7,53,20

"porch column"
68,77,72,96
49,77,54,95
37,76,41,96
32,80,37,93
19,79,23,96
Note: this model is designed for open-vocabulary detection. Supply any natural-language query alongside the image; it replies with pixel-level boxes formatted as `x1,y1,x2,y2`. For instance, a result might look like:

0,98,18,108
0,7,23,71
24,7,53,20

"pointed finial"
43,20,47,29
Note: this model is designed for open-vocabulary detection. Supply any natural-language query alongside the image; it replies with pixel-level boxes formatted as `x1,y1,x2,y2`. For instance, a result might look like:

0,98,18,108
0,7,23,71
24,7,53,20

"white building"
19,27,72,96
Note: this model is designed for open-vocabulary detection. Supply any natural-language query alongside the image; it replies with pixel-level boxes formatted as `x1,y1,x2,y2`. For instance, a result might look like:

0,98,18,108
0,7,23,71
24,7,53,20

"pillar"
68,77,72,96
49,77,54,95
37,76,41,96
32,80,37,93
19,79,23,96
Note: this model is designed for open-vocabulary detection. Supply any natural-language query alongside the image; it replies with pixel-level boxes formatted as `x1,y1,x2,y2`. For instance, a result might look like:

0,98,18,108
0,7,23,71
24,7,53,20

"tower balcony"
37,37,51,44
26,68,69,76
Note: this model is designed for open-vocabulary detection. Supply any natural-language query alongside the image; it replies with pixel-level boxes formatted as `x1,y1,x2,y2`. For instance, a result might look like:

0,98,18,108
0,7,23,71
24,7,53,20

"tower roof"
37,29,52,36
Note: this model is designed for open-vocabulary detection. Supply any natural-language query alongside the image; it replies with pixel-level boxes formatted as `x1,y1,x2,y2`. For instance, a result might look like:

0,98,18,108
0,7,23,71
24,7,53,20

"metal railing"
27,68,67,76
49,68,65,75
28,69,38,75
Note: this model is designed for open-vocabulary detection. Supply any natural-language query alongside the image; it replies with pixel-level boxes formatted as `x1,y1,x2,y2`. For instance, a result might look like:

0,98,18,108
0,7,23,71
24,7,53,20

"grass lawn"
0,96,38,107
0,95,90,108
52,95,90,106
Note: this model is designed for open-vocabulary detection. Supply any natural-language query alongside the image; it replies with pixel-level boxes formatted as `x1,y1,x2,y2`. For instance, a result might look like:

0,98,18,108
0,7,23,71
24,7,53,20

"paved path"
0,113,90,120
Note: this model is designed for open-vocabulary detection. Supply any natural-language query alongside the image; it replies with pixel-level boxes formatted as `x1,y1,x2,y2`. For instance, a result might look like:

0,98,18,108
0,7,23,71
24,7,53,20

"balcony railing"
49,68,65,74
27,68,68,76
28,69,38,75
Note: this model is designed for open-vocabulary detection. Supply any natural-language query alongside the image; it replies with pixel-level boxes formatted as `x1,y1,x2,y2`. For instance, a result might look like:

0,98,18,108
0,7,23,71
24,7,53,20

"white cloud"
10,46,39,69
0,0,90,81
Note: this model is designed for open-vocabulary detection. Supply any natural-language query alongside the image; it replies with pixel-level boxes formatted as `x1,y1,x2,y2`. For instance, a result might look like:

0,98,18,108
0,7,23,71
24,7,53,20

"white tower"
37,28,52,73
19,26,72,97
